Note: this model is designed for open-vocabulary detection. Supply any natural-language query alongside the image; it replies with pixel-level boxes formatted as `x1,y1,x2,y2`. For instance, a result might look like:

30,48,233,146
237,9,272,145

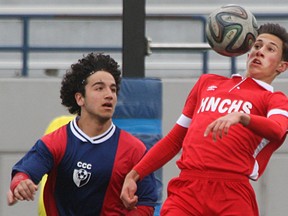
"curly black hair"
60,53,121,115
258,23,288,61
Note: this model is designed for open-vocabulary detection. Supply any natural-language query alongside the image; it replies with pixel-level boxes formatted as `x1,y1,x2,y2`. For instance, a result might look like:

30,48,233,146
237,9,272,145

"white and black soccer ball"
77,169,88,180
206,4,258,57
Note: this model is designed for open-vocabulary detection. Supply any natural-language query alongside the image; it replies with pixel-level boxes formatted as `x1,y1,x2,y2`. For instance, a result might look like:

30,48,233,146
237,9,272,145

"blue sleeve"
136,171,158,207
12,139,54,184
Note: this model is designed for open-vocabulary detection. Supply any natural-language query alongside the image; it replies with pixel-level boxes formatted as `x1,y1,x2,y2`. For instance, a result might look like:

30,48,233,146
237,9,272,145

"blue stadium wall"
113,78,163,215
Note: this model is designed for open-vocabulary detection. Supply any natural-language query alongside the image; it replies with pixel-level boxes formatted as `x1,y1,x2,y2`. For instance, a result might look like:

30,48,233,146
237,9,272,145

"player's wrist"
10,172,30,193
240,113,250,126
127,169,140,182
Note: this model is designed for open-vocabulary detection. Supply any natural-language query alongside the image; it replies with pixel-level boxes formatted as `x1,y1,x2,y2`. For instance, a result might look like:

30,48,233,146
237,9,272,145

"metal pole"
122,0,146,77
22,16,29,77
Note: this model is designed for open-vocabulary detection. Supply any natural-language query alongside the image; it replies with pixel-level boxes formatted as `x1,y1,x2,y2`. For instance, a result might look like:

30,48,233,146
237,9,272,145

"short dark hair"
258,23,288,61
60,53,121,115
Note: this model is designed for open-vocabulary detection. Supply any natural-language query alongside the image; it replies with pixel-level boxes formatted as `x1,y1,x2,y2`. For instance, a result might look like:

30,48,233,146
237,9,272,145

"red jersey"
176,74,288,180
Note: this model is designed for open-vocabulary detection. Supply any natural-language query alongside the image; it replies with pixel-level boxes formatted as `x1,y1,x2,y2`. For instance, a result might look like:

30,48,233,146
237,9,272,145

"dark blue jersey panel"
54,126,120,215
12,140,54,184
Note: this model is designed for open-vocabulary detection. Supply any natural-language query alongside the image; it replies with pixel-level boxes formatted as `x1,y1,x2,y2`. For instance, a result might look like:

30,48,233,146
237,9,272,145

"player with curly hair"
7,53,158,215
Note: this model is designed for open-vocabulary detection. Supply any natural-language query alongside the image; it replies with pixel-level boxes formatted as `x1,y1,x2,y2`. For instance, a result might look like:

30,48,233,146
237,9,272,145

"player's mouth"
252,58,261,65
102,102,113,109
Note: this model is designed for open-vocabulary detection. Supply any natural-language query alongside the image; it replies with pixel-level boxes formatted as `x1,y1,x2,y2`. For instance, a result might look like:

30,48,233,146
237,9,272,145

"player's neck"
77,116,112,137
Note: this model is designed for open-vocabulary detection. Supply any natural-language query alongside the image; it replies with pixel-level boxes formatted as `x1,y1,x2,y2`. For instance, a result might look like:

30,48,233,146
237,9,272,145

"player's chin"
248,65,262,73
100,113,114,122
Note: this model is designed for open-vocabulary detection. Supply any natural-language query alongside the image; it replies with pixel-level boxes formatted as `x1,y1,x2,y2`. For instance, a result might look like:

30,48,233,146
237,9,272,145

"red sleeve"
134,124,188,179
41,125,68,165
256,134,287,178
126,206,154,216
182,75,204,118
10,172,30,192
246,114,288,141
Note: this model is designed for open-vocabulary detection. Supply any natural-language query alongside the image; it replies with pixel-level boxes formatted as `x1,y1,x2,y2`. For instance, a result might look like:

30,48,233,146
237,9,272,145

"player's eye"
267,46,276,52
95,86,103,91
111,87,117,93
253,44,261,49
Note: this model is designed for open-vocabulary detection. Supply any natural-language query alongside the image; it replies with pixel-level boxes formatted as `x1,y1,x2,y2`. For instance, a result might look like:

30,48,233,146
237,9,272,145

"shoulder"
272,91,288,98
41,124,68,163
268,91,288,110
266,90,288,103
194,73,230,87
187,73,229,94
42,124,68,144
114,128,147,164
199,73,229,80
118,129,146,152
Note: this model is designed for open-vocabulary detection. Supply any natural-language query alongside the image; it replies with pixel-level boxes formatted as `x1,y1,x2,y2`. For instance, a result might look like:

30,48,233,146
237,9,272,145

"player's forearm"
134,124,187,179
245,114,287,141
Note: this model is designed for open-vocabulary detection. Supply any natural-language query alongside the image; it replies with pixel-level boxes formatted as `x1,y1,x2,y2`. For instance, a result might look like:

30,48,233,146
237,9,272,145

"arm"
246,114,287,140
7,172,38,205
7,139,55,206
134,124,188,178
204,112,288,141
120,123,188,210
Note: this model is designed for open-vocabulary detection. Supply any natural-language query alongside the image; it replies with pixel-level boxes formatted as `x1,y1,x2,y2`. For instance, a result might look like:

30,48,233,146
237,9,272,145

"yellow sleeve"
38,115,75,216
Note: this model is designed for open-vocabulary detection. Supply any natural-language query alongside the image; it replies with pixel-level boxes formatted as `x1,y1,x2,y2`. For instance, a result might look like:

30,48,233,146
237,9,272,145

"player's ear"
75,92,84,106
277,61,288,73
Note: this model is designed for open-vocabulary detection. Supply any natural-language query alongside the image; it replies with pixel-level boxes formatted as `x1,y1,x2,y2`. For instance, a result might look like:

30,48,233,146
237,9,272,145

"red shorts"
160,170,259,216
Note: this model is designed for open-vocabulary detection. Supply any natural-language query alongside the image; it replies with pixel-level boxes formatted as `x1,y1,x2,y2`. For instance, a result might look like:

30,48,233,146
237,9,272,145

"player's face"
246,33,287,84
78,71,117,122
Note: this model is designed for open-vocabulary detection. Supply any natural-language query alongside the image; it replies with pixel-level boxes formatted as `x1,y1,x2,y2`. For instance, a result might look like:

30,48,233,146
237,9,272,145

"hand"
7,189,17,206
204,112,250,141
10,179,38,203
120,170,139,210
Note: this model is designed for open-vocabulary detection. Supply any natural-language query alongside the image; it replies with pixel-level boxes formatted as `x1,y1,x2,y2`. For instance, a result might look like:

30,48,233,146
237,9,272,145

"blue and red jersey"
12,118,157,215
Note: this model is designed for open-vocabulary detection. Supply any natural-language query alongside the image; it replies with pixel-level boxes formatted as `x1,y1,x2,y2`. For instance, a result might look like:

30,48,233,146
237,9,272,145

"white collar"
231,74,274,92
70,117,116,144
252,78,274,92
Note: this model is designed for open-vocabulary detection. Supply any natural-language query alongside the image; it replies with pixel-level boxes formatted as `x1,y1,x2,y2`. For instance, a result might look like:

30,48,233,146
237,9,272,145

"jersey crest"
73,168,91,187
73,161,92,187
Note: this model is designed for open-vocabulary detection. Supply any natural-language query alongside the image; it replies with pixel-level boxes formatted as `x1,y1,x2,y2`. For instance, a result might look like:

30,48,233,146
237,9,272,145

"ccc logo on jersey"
73,161,92,187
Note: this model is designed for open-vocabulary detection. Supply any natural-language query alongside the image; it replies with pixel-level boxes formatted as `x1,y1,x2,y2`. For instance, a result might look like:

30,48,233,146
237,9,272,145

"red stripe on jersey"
41,125,68,166
101,130,146,215
41,125,68,216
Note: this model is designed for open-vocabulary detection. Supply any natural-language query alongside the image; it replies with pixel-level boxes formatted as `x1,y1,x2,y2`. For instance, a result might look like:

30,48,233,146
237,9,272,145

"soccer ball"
206,4,258,57
77,169,88,180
